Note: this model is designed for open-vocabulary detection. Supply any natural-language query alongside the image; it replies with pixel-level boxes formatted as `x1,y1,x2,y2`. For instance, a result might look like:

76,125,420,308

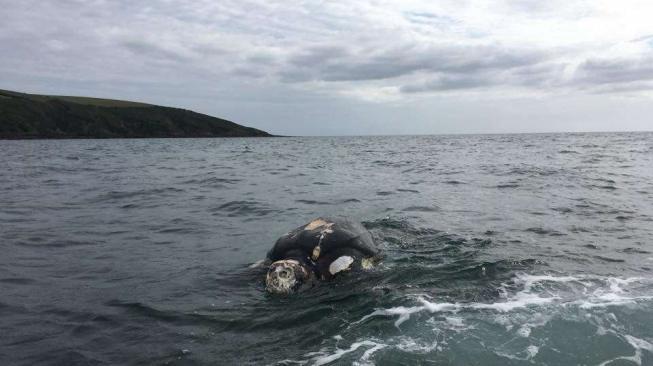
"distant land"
0,89,272,139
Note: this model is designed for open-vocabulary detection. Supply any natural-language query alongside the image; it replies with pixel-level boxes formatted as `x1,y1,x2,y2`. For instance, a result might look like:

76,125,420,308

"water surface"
1,133,652,365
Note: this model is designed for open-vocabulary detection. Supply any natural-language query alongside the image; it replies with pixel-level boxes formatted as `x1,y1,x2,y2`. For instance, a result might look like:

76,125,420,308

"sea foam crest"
357,274,652,328
293,274,652,366
308,340,387,366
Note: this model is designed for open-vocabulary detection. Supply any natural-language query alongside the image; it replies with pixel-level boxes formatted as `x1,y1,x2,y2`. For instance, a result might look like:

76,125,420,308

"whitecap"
353,343,387,366
444,316,465,327
394,336,439,354
354,274,653,329
354,305,424,327
311,340,385,366
517,325,531,337
526,345,539,359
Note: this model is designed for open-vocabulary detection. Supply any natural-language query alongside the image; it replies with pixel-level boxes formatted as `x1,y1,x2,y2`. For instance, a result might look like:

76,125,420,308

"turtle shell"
267,217,379,262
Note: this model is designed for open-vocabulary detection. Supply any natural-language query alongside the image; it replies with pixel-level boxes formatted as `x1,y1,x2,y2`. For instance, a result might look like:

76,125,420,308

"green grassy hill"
0,89,272,139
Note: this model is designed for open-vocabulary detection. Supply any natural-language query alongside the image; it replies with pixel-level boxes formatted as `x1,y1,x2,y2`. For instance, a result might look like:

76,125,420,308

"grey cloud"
399,59,565,94
511,63,566,87
247,53,278,65
575,58,653,85
232,67,268,78
430,46,545,73
280,42,546,84
121,40,189,62
403,11,459,28
191,44,227,57
591,81,653,94
288,45,350,67
3,0,653,136
0,0,600,98
630,34,653,43
400,75,494,93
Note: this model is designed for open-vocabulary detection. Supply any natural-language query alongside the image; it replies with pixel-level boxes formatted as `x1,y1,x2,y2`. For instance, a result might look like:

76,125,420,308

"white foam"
311,340,384,366
418,299,459,313
517,325,531,337
526,345,539,359
469,292,555,312
626,335,653,352
596,325,609,335
355,274,653,329
502,312,550,339
353,343,387,366
597,334,653,366
394,336,439,353
355,305,424,328
358,291,557,328
444,316,465,327
516,274,580,287
311,274,653,365
577,294,636,309
576,277,652,309
276,360,308,365
495,315,514,331
493,344,541,362
248,259,266,268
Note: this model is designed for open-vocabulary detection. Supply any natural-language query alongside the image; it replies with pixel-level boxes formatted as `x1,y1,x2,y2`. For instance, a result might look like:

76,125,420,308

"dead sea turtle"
264,218,380,294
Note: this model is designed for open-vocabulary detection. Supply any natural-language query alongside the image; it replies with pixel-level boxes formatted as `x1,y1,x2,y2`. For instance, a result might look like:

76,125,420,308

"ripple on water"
210,200,278,217
496,183,520,189
402,206,439,212
93,187,185,202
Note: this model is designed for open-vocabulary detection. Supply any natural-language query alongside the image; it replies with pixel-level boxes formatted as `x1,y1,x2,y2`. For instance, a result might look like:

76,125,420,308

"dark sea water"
1,133,653,366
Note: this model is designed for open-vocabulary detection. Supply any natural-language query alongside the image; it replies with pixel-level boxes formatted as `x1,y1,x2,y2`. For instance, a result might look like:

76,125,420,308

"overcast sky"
2,0,653,135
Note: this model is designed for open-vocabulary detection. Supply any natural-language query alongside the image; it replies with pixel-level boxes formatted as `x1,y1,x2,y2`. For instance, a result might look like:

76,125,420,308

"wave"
290,274,653,365
310,340,386,366
92,187,185,203
354,274,653,328
210,200,279,217
402,205,439,212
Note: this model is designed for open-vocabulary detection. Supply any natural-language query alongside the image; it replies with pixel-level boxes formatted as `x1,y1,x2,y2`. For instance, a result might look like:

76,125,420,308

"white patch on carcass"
309,221,334,260
361,257,374,270
304,219,333,231
266,260,301,294
329,256,354,275
312,245,321,260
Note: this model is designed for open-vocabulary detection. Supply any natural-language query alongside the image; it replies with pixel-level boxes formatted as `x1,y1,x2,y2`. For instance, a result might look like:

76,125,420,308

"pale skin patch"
312,245,321,261
361,257,374,270
305,219,334,261
266,259,305,294
304,219,334,231
329,256,354,275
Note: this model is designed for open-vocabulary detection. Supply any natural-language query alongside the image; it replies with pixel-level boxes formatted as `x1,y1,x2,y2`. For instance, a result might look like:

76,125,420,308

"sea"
1,132,652,365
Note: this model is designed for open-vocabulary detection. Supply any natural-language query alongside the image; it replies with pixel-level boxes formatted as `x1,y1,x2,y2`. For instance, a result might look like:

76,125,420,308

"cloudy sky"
2,0,653,135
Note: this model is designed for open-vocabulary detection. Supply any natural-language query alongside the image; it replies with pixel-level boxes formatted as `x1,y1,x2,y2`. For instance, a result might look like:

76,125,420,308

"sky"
1,0,653,135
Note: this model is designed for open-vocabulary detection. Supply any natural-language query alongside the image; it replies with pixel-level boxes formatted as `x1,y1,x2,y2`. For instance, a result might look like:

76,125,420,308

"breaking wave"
292,274,653,365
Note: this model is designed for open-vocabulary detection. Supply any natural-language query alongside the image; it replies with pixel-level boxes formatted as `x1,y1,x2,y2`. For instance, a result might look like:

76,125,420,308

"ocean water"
1,133,652,366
